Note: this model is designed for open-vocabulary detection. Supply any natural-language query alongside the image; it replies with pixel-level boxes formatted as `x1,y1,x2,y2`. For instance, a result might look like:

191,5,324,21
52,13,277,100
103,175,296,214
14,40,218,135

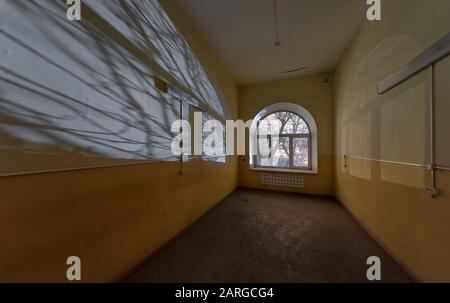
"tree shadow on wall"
0,0,222,173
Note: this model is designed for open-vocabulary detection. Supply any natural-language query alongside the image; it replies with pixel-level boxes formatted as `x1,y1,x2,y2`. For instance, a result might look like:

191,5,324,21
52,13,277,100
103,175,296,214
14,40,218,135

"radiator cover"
261,173,304,188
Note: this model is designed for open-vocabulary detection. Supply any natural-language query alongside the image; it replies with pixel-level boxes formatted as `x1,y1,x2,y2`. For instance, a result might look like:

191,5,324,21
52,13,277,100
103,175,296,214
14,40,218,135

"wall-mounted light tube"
377,32,450,94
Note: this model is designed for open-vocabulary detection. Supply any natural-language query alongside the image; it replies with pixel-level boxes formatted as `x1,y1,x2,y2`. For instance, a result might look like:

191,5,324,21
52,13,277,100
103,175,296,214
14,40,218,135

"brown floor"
126,188,413,283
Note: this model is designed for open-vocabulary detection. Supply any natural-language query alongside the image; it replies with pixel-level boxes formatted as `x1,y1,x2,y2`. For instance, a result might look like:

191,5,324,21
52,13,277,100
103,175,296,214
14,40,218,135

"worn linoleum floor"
126,188,413,283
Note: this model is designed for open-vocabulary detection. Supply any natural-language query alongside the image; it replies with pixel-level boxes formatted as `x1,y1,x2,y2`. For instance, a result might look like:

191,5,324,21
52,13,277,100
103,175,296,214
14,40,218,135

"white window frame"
249,103,318,174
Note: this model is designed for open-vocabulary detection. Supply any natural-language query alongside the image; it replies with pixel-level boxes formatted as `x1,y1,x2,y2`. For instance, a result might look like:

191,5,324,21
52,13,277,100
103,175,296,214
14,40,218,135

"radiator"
261,173,304,188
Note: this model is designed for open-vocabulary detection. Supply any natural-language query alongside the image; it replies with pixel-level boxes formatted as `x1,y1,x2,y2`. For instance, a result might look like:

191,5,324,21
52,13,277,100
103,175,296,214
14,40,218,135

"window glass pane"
259,112,309,135
202,111,213,158
259,137,290,168
202,112,226,162
293,138,309,168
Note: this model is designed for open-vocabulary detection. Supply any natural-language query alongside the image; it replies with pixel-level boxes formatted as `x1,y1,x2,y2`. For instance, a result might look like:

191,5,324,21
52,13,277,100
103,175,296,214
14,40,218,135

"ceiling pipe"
273,0,280,46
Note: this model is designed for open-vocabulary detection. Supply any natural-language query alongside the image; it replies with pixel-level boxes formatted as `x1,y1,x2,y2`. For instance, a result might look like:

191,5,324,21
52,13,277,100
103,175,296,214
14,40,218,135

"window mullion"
289,135,294,169
308,136,312,170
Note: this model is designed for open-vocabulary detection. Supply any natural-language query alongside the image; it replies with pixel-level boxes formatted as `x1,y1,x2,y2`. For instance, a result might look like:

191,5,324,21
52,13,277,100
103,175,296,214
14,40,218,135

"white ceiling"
175,0,366,85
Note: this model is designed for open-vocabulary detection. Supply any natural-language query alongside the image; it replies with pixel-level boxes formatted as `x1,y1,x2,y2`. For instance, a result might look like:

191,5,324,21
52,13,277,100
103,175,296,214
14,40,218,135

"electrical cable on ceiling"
273,0,280,46
280,66,309,74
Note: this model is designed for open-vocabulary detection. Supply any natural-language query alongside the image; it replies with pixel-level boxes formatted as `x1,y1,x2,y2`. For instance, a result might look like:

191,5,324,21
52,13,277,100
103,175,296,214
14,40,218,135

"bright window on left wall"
188,105,228,164
0,0,229,176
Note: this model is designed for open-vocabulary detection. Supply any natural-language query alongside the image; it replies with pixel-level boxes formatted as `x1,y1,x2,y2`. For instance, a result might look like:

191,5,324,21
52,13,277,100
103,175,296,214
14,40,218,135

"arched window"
249,103,318,174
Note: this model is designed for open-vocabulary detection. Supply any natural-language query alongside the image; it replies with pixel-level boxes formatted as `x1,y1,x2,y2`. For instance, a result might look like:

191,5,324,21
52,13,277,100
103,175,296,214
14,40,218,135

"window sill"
187,156,231,165
250,167,318,175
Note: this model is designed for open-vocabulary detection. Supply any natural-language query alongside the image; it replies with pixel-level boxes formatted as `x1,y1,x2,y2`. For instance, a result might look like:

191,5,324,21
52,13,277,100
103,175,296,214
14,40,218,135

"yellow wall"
238,73,335,196
3,0,450,283
335,0,450,282
0,0,239,282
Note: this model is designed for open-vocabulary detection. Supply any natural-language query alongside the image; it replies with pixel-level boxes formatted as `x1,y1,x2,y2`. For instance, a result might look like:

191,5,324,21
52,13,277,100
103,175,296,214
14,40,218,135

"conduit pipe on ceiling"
273,0,280,46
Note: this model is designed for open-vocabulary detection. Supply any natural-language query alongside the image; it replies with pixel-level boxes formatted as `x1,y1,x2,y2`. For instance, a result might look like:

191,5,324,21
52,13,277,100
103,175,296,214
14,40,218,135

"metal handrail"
436,166,450,172
345,155,450,171
344,155,426,168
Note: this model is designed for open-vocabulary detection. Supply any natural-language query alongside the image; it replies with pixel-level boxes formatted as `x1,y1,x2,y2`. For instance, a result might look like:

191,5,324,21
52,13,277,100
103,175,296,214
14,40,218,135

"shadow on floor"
126,188,413,283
